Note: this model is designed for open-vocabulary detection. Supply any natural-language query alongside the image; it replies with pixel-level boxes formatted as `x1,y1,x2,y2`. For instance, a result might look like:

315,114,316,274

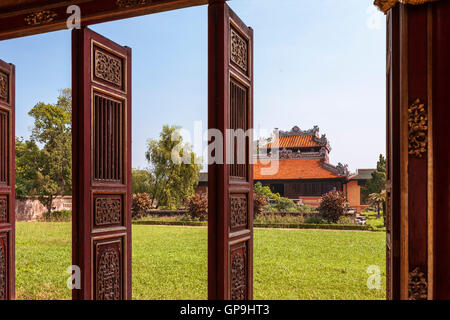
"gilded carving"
230,196,247,229
24,10,58,26
374,0,439,14
231,248,247,300
94,49,123,87
96,246,121,300
0,72,8,102
0,198,7,222
0,235,7,300
408,99,428,158
230,28,248,72
408,267,427,300
116,0,152,8
95,197,122,226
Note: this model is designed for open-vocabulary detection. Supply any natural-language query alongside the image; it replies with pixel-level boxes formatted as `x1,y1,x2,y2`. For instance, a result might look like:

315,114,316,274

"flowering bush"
186,194,208,221
132,193,153,219
318,190,348,223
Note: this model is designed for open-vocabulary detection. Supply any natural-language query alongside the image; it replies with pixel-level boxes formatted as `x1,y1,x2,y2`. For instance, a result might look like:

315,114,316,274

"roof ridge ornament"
374,0,440,14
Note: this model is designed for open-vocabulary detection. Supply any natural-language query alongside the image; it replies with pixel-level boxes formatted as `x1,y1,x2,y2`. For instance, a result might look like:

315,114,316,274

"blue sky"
0,0,385,172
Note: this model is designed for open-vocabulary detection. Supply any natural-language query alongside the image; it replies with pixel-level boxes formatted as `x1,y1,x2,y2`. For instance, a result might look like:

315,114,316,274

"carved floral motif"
95,197,122,226
0,235,7,300
0,198,7,223
94,49,123,87
0,72,8,102
408,99,428,158
374,0,439,14
230,28,248,72
408,267,427,300
230,196,247,229
231,248,247,300
24,10,57,26
96,246,121,300
116,0,152,8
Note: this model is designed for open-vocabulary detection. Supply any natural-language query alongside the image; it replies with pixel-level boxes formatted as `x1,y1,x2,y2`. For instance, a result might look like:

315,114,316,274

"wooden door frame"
0,0,449,300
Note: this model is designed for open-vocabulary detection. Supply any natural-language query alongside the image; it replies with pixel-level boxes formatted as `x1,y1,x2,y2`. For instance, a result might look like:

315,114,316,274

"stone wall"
15,196,72,221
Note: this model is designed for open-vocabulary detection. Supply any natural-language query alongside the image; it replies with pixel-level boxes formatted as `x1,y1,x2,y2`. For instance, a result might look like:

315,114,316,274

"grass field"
15,222,386,300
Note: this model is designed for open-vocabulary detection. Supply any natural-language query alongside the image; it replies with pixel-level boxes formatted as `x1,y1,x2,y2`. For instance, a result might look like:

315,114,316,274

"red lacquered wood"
208,0,254,300
0,59,15,300
72,27,132,300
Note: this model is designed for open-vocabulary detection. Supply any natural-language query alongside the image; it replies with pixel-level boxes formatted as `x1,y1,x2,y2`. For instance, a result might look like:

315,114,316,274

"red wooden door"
72,28,132,300
0,60,15,300
208,1,254,300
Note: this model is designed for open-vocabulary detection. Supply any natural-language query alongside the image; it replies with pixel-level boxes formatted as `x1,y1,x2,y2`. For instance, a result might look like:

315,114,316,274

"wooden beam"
0,0,209,41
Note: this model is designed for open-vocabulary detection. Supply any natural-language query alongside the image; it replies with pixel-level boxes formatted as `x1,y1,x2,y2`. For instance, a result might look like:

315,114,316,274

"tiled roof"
198,172,208,182
349,169,375,181
254,159,342,180
264,135,322,149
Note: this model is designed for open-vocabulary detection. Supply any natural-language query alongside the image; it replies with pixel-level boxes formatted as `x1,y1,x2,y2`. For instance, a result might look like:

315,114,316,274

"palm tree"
368,190,386,220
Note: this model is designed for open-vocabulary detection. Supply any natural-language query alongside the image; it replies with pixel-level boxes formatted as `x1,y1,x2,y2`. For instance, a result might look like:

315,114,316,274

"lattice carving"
0,234,7,300
0,72,7,102
408,99,428,158
0,111,8,184
93,94,124,182
94,49,123,87
95,197,122,226
230,196,247,229
116,0,151,8
231,246,247,300
96,245,121,300
230,28,248,73
0,198,7,223
408,267,427,300
24,10,57,25
229,79,248,179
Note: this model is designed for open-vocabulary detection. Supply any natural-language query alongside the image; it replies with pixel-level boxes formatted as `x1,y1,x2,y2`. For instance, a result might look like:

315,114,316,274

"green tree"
15,138,41,199
368,190,386,221
145,125,202,209
131,168,154,195
15,89,72,213
362,154,386,203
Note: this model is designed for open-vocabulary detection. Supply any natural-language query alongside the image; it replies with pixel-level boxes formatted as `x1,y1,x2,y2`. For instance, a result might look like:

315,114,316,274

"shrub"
304,215,325,224
271,197,298,212
42,210,71,222
338,215,354,225
186,194,208,221
254,193,268,216
318,190,348,223
254,183,280,200
132,193,153,219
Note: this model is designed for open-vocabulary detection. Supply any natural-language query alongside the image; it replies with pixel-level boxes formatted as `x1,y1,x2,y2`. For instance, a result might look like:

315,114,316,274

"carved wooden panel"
0,196,7,223
230,242,247,300
0,71,8,103
24,10,58,26
408,99,428,158
94,195,122,228
0,233,7,300
230,27,248,75
408,267,427,300
0,110,9,185
93,93,124,183
93,45,124,90
230,194,247,230
94,238,123,300
229,78,248,180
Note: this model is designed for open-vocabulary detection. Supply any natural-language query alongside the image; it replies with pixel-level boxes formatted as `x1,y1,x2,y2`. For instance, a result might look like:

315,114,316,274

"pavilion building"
254,126,371,210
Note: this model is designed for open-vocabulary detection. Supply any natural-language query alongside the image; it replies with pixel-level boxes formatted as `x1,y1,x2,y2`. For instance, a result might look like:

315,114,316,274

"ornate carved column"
383,0,449,300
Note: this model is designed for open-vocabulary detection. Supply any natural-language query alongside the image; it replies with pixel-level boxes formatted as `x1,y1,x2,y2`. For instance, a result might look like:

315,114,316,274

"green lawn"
15,222,386,300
